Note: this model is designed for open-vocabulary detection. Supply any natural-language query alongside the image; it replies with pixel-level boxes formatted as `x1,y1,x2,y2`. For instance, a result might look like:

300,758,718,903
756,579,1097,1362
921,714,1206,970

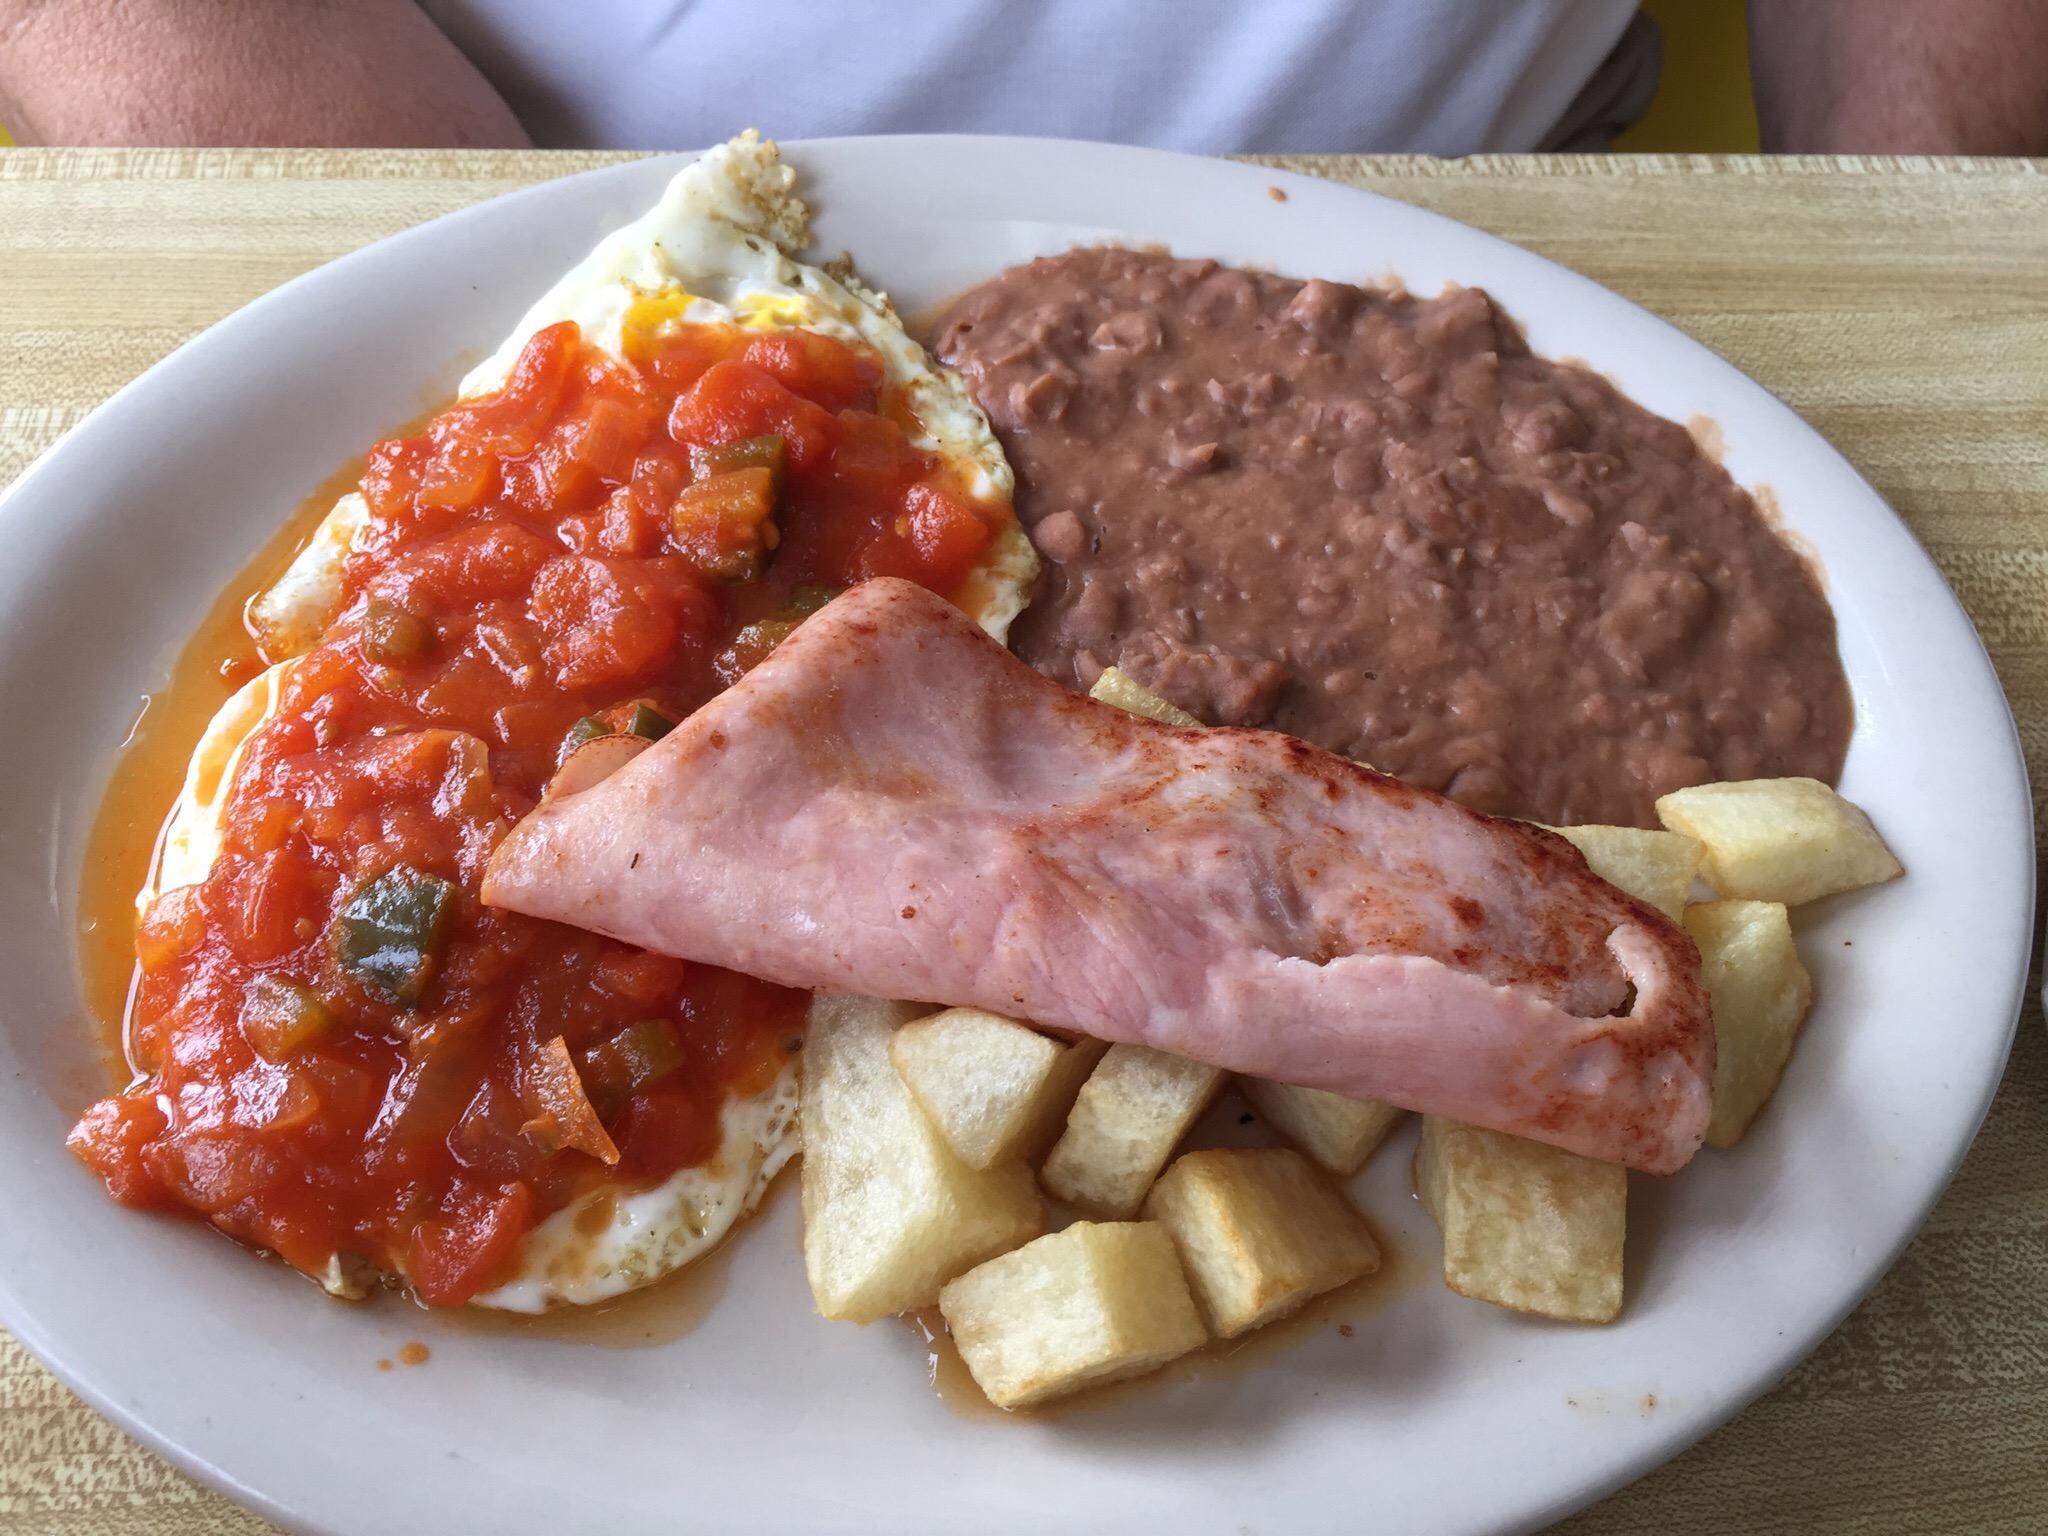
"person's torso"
419,0,1651,154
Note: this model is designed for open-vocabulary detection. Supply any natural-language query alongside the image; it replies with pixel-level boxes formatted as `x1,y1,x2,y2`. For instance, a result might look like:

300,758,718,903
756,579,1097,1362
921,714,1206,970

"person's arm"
0,0,529,147
1749,0,2048,154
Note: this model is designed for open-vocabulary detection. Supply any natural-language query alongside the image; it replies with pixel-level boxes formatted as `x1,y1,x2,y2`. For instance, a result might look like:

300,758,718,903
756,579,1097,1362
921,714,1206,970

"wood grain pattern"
1,149,2042,1535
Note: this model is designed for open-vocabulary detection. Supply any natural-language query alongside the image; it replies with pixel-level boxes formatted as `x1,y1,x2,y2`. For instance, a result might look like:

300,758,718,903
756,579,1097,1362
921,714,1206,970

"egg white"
472,1059,800,1312
159,133,1035,1309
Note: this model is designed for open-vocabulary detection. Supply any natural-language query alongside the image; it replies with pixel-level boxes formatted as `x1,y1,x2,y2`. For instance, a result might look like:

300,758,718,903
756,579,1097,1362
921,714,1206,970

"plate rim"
0,134,2031,1536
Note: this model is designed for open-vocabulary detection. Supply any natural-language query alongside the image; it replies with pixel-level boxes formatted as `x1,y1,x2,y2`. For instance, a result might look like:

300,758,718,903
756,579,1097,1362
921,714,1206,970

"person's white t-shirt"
419,0,1656,155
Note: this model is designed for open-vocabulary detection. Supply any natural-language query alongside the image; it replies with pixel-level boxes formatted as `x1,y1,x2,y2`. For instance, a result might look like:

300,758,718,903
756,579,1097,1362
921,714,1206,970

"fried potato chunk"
1143,1147,1380,1338
1544,823,1703,921
801,994,1044,1322
890,1007,1069,1170
1654,777,1902,906
938,1220,1208,1409
1684,900,1814,1147
1020,1035,1112,1163
1239,1078,1405,1176
1413,1117,1625,1324
1088,665,1204,727
1041,1044,1225,1218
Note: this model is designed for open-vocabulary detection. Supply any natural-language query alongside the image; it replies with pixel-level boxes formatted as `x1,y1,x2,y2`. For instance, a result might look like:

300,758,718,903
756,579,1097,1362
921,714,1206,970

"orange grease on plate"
75,460,354,1078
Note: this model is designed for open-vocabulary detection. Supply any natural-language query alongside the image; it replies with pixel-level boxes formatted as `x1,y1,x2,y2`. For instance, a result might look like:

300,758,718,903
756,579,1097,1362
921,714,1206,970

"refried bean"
930,247,1852,828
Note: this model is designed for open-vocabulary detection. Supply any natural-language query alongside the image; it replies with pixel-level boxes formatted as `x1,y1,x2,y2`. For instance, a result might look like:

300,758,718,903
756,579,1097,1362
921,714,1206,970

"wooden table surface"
1,149,2043,1535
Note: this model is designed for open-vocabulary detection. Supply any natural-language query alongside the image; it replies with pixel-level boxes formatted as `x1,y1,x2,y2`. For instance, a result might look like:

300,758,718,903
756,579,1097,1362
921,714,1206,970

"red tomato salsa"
70,317,1011,1305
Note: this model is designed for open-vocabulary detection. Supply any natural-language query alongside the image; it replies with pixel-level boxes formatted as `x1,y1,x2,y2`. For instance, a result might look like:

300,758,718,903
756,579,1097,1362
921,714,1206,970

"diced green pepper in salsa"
694,432,787,491
360,600,434,664
671,467,781,582
562,714,611,756
581,1018,688,1115
561,700,676,763
625,702,676,741
333,866,456,1006
710,584,842,687
238,975,336,1062
787,583,840,616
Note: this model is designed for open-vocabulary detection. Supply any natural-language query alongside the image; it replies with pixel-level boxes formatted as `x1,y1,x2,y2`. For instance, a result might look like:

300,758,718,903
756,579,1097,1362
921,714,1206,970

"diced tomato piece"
519,1036,620,1164
146,1130,287,1216
610,1090,722,1181
444,322,579,456
555,508,606,555
829,410,924,488
491,697,580,752
591,947,688,1004
851,484,995,592
535,396,653,513
528,554,714,691
375,1035,483,1153
580,349,656,411
360,437,430,520
597,487,656,556
67,1095,172,1208
403,1180,535,1305
667,361,837,474
562,397,644,481
626,446,690,521
239,1065,326,1132
207,848,325,965
448,1077,530,1177
631,320,750,393
533,443,596,517
901,483,994,576
742,330,882,414
135,887,206,972
416,440,498,510
365,521,557,610
670,467,779,582
300,1054,383,1136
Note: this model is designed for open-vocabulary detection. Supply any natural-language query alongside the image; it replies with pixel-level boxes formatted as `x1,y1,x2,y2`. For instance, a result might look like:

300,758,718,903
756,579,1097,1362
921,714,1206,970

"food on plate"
1684,901,1814,1147
483,577,1714,1173
888,1006,1105,1170
1088,664,1409,1179
1543,823,1703,922
1087,664,1204,728
66,133,1914,1419
937,1221,1209,1409
801,994,1045,1322
66,133,1035,1309
1239,1079,1405,1177
1143,1148,1380,1338
932,248,1853,829
1413,1116,1627,1325
1655,777,1903,906
251,145,1032,663
1040,1044,1227,1218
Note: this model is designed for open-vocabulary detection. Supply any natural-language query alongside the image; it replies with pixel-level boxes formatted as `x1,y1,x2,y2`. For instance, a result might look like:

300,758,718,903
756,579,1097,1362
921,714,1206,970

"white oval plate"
0,138,2030,1536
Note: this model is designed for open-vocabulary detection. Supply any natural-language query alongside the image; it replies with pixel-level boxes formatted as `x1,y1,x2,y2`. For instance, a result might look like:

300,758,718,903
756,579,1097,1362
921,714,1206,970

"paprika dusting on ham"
482,578,1714,1175
68,317,1015,1305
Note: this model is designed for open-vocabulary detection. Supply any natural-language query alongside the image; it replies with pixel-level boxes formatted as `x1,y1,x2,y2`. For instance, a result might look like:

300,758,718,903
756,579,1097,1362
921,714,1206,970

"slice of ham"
485,578,1713,1173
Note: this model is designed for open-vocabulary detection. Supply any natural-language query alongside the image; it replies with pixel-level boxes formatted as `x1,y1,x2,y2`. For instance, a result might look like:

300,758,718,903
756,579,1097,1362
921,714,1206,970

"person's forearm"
0,0,529,147
1749,0,2048,155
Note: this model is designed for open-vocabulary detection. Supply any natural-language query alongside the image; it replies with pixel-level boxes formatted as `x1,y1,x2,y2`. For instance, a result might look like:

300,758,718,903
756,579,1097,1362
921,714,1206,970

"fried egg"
155,133,1035,1311
250,130,1034,657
